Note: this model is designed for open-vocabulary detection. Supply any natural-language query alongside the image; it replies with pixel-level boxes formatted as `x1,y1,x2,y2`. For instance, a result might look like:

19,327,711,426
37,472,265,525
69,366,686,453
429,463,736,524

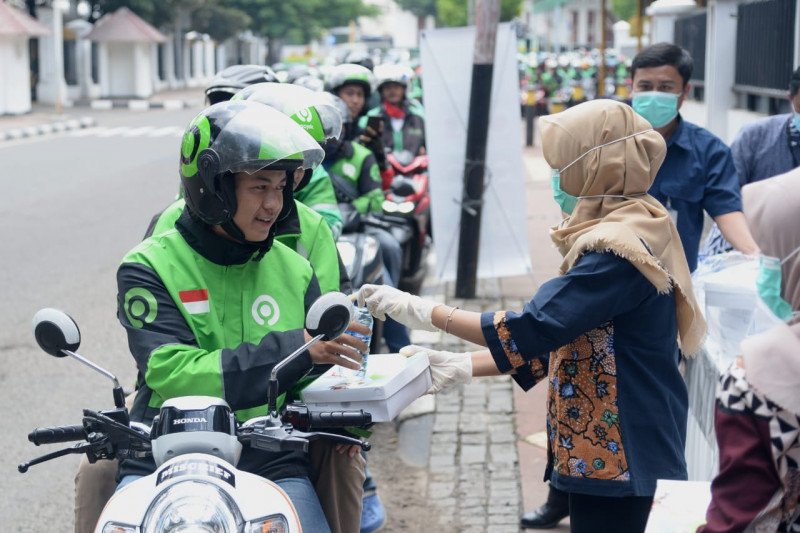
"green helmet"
179,100,323,235
328,63,374,101
231,82,342,190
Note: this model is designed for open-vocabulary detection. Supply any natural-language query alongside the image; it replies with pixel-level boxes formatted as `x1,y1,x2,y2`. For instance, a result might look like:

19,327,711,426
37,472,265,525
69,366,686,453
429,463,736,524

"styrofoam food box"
301,353,432,422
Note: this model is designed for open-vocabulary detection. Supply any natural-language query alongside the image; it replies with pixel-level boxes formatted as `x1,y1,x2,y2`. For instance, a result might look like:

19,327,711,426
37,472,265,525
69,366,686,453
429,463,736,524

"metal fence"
735,0,797,95
674,12,707,83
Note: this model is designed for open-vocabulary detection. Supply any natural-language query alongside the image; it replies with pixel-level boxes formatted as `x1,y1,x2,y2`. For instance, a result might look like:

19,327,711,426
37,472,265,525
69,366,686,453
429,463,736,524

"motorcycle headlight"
247,514,290,533
142,480,242,533
397,201,415,214
382,200,399,213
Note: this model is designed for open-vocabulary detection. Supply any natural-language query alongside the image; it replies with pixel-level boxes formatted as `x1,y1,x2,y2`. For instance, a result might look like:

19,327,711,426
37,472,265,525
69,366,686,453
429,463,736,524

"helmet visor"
213,102,324,175
233,83,342,143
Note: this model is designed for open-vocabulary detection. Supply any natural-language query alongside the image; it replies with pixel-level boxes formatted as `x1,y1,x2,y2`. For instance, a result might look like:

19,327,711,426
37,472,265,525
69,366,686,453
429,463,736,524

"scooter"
383,150,432,294
19,293,372,533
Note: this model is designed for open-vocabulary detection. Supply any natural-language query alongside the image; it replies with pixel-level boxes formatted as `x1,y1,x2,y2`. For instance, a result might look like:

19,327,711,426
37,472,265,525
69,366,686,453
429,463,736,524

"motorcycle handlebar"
308,410,372,430
28,425,86,446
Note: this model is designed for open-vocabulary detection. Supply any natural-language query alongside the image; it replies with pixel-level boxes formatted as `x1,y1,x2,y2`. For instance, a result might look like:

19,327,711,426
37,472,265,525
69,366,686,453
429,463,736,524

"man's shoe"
519,501,569,529
360,492,386,533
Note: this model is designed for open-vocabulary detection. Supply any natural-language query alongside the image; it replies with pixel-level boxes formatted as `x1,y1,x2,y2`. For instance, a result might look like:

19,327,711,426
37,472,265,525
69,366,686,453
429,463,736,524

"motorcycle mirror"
31,308,126,408
32,308,80,357
305,292,353,341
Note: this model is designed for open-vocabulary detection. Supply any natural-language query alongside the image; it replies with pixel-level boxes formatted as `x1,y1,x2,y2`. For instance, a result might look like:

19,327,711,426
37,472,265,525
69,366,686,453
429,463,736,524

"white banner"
420,23,532,282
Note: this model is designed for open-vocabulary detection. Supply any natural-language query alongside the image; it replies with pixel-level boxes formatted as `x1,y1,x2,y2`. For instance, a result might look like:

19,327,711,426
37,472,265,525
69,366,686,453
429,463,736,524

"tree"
436,0,522,27
395,0,436,30
612,0,637,22
192,4,251,43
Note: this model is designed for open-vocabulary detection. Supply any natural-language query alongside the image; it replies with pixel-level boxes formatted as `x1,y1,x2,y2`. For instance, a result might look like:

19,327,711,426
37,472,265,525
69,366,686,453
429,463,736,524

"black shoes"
519,501,569,529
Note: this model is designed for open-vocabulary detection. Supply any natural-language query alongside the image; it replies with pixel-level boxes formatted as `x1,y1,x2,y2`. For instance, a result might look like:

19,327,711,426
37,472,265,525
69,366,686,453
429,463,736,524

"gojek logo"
124,287,158,329
251,295,280,326
295,108,313,123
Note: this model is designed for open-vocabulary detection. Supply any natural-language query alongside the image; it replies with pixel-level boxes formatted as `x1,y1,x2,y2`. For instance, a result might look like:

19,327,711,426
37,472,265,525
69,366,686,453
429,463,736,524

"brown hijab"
740,167,800,413
540,99,706,356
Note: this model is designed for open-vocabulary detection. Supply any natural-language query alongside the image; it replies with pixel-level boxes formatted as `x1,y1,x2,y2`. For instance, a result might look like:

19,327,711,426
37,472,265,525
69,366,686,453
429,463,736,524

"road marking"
121,127,155,137
150,126,183,137
96,127,129,137
69,127,106,137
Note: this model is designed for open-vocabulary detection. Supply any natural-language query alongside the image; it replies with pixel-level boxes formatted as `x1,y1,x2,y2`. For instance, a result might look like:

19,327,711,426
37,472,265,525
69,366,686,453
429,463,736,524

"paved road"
0,106,198,530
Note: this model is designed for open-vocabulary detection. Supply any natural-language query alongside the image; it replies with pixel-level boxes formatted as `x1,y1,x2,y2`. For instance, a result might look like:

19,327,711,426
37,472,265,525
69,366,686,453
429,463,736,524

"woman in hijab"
699,167,800,532
356,99,706,531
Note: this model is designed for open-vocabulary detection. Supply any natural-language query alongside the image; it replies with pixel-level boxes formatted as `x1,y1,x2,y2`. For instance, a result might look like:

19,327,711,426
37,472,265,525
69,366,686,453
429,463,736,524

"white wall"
100,42,155,98
0,37,33,114
360,0,419,48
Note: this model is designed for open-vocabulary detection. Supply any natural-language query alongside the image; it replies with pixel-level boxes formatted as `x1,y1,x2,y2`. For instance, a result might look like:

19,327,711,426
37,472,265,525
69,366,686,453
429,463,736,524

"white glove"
355,284,438,332
400,345,472,394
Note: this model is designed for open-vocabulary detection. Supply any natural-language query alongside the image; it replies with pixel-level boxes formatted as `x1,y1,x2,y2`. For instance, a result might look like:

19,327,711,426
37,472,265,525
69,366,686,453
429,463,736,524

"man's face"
337,84,365,120
790,89,800,113
231,168,287,242
632,64,690,109
381,83,405,105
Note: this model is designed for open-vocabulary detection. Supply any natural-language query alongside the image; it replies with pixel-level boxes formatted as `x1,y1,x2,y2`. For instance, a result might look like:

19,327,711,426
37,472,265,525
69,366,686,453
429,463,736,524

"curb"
0,116,95,142
87,99,198,111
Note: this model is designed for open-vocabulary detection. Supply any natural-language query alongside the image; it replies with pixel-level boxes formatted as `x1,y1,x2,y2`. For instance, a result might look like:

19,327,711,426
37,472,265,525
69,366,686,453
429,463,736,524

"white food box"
301,353,432,422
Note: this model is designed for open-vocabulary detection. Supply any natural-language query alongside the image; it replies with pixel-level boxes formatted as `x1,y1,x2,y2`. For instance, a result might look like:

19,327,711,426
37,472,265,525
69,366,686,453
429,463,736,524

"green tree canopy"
436,0,523,27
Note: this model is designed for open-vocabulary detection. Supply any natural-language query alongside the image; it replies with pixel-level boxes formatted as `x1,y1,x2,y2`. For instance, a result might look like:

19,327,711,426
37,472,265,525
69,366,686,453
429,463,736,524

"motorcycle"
20,293,372,533
382,150,432,295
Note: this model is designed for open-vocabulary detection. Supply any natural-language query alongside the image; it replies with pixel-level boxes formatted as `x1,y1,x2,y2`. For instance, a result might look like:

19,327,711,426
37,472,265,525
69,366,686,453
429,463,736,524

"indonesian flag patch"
179,289,210,315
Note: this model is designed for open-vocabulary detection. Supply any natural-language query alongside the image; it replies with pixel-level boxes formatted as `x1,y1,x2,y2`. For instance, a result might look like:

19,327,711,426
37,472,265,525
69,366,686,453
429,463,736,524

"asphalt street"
1,105,200,530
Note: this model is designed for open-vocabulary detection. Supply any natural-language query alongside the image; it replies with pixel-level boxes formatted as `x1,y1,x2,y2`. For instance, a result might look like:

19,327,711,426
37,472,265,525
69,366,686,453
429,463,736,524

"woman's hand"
306,320,370,370
400,345,473,393
356,284,438,331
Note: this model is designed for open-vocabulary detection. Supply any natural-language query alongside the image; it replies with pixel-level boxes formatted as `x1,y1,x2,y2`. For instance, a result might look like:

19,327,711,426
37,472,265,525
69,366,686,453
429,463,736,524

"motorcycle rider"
115,101,368,532
206,64,343,239
360,63,426,157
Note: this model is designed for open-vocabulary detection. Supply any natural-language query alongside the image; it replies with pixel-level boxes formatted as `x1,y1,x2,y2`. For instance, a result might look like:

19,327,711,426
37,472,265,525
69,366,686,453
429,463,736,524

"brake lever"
18,442,92,473
291,429,371,452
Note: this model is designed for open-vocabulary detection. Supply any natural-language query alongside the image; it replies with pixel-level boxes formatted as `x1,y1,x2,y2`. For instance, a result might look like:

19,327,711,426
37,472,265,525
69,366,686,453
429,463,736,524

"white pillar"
36,3,69,108
704,0,737,141
66,19,96,100
794,0,799,68
646,0,697,44
163,37,178,89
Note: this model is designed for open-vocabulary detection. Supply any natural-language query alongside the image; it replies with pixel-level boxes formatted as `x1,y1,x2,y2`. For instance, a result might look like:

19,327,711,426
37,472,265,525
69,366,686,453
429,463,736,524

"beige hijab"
740,167,800,413
540,99,706,356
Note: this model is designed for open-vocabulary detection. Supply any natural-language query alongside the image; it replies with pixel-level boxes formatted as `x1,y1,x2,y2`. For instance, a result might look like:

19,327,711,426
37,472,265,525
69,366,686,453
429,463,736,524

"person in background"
698,166,800,532
359,99,706,533
630,42,759,272
700,66,800,258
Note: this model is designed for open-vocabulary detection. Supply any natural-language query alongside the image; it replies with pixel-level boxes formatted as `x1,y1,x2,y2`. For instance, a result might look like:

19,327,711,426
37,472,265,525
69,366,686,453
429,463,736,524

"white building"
85,7,167,99
0,1,49,114
358,0,430,49
522,0,606,51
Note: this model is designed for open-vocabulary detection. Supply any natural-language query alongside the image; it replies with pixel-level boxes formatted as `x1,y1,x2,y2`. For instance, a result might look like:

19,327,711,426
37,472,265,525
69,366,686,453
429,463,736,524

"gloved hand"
355,284,438,332
400,345,472,394
359,124,388,169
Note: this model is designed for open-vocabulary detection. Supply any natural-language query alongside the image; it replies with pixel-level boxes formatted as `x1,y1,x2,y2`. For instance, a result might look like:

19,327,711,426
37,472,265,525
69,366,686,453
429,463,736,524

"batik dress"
481,251,689,497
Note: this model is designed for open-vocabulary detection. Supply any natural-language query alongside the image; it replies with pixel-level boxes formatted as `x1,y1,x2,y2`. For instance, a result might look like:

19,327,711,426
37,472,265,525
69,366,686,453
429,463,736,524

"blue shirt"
482,252,687,497
731,113,800,186
649,116,742,271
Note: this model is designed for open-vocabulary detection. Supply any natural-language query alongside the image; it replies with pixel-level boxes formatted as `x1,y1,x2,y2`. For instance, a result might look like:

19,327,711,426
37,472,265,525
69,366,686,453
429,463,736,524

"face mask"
549,129,654,214
756,247,800,320
632,91,680,128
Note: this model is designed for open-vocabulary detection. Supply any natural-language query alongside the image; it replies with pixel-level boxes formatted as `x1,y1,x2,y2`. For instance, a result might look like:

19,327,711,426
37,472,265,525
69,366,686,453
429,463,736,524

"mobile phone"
366,116,384,133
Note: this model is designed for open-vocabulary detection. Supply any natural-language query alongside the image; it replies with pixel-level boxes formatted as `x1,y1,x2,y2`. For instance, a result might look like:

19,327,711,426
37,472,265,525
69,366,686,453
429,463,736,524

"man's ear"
677,82,692,109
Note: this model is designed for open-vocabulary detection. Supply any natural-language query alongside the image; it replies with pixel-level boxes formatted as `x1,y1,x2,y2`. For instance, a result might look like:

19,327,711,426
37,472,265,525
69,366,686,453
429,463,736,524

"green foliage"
612,0,637,21
436,0,523,27
192,4,251,42
395,0,437,17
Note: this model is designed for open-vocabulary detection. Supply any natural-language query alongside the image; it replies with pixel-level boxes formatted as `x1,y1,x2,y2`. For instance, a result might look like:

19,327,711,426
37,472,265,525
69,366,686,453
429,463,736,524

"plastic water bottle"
345,304,373,378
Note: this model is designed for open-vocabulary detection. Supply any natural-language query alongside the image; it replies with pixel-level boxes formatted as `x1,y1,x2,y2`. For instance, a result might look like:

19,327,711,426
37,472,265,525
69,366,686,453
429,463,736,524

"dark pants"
569,492,653,533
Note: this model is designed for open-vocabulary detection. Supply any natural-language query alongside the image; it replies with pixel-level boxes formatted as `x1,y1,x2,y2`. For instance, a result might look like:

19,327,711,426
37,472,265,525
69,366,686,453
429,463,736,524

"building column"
704,0,737,140
66,19,96,100
645,0,697,44
794,0,799,68
36,2,69,108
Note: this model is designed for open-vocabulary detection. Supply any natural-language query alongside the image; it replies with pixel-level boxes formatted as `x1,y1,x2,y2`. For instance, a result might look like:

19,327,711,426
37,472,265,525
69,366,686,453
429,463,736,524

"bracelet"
444,306,459,334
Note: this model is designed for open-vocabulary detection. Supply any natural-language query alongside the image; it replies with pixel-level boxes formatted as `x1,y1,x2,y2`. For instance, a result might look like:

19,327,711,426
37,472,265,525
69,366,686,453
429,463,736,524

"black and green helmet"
179,100,324,229
328,63,374,101
231,82,343,190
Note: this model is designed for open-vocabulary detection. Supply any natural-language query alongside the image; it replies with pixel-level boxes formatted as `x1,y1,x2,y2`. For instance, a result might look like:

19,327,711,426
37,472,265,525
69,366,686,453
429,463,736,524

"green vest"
122,231,313,421
329,143,383,214
150,199,341,294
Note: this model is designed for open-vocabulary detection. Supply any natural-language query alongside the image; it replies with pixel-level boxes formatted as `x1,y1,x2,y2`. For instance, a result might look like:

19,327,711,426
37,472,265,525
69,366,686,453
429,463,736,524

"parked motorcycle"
20,293,372,533
383,150,432,294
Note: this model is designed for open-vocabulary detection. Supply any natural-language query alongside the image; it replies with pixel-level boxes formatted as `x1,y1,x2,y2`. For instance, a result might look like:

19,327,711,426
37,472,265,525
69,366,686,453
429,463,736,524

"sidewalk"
401,136,568,531
0,103,95,141
80,86,206,111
